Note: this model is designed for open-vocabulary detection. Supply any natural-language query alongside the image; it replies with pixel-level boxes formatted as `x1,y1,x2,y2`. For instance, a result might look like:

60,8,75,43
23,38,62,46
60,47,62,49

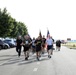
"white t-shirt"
32,40,35,46
46,38,53,45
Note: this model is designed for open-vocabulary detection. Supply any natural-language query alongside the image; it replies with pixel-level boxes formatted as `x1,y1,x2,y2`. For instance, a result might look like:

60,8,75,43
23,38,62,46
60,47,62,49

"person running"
51,36,55,50
35,36,42,61
23,35,32,60
28,35,32,51
46,36,53,58
32,37,36,54
16,35,22,57
42,35,46,54
56,40,61,51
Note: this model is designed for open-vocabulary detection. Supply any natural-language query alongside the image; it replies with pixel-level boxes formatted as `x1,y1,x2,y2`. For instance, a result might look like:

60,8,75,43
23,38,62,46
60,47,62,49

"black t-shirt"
16,39,22,46
42,38,46,44
56,40,61,46
35,39,42,47
23,39,31,47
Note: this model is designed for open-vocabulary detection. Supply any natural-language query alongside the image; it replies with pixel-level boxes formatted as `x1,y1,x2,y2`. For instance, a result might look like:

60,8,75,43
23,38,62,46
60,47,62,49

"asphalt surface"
0,46,76,75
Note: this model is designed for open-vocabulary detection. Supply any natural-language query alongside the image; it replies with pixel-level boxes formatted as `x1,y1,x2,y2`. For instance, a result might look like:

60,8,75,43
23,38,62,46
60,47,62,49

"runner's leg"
18,47,21,57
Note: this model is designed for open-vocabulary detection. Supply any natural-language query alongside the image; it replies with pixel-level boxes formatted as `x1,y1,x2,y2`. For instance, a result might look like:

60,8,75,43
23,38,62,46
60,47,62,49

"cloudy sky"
0,0,76,40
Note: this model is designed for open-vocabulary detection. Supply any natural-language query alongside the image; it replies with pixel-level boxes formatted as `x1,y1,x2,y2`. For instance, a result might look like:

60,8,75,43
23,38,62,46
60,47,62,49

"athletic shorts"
32,45,35,49
23,46,30,52
36,46,41,52
47,45,53,50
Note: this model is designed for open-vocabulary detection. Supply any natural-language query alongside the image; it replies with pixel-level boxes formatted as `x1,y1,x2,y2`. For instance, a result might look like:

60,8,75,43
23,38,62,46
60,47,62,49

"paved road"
0,46,76,75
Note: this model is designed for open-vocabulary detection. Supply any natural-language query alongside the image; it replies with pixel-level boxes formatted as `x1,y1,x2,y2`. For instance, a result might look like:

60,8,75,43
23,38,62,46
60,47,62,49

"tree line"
0,8,28,38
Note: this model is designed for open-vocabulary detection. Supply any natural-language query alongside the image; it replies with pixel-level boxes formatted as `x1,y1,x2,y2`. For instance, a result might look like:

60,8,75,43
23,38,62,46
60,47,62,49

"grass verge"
62,42,76,49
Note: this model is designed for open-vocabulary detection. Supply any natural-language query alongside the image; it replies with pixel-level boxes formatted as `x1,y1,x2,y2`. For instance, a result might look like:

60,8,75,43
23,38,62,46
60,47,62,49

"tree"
17,22,28,36
0,8,28,38
0,8,14,37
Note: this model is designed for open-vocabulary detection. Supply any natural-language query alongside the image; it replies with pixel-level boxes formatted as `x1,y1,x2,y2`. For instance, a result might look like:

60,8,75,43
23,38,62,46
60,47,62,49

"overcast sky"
0,0,76,40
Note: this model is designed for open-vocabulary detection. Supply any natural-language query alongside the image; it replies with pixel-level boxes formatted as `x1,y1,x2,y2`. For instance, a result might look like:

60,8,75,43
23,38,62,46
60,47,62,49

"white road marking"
33,68,38,72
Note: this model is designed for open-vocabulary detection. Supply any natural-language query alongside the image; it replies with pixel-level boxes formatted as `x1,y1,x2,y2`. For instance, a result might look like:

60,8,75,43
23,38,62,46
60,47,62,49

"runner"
16,35,22,57
23,35,32,60
32,37,36,54
35,36,42,61
46,36,53,58
28,35,32,51
51,36,55,50
56,40,61,51
42,35,46,54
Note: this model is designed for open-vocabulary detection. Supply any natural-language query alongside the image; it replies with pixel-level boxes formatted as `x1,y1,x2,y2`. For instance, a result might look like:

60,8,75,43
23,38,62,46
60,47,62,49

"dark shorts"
23,46,30,52
36,46,41,52
47,45,53,50
56,45,61,47
32,45,35,49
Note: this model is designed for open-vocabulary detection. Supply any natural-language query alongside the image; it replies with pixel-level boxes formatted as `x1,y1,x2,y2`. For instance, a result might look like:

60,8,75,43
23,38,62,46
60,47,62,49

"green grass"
62,42,76,49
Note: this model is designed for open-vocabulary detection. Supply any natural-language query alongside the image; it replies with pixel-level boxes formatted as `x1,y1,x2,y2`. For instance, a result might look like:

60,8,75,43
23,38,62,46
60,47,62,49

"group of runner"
16,35,61,61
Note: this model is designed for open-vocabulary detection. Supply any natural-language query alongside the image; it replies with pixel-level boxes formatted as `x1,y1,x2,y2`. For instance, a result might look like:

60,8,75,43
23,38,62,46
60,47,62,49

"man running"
51,36,55,50
46,36,53,58
16,35,22,57
35,36,42,61
42,35,46,54
56,40,61,51
23,35,32,60
32,37,36,54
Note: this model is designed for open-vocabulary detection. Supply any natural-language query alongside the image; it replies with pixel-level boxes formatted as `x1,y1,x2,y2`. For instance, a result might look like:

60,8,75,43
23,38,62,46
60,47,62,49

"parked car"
0,40,10,50
4,39,16,48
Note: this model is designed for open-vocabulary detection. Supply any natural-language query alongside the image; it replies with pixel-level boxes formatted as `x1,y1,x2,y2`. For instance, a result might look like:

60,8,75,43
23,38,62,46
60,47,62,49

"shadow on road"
18,57,49,66
0,54,50,66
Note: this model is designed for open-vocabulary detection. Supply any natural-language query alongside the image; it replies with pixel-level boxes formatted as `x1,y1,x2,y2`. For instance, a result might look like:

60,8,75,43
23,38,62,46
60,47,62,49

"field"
62,42,76,49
